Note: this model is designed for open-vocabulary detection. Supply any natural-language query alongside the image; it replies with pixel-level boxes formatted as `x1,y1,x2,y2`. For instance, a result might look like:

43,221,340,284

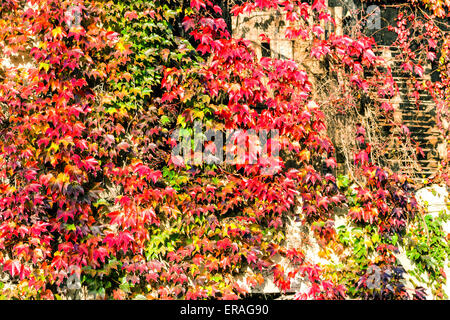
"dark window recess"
261,42,271,57
253,102,267,114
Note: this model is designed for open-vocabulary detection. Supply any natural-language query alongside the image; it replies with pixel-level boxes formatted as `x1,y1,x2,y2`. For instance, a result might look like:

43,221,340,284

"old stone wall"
231,4,447,179
231,8,329,92
231,5,449,299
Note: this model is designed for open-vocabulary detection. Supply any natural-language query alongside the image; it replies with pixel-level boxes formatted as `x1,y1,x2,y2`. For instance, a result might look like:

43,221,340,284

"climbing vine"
0,0,448,300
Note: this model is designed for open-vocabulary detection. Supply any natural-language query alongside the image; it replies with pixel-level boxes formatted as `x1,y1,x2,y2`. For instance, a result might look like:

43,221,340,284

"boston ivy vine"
0,0,448,300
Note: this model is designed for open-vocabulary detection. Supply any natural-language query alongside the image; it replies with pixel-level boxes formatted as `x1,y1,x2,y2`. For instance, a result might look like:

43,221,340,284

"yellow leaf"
193,109,204,120
56,173,69,183
299,149,310,162
51,27,63,38
249,224,261,233
117,40,126,52
49,142,59,153
39,62,50,72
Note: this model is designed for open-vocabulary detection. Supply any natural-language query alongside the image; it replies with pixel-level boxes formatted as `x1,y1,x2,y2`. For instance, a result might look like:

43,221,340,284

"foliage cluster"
0,0,448,299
